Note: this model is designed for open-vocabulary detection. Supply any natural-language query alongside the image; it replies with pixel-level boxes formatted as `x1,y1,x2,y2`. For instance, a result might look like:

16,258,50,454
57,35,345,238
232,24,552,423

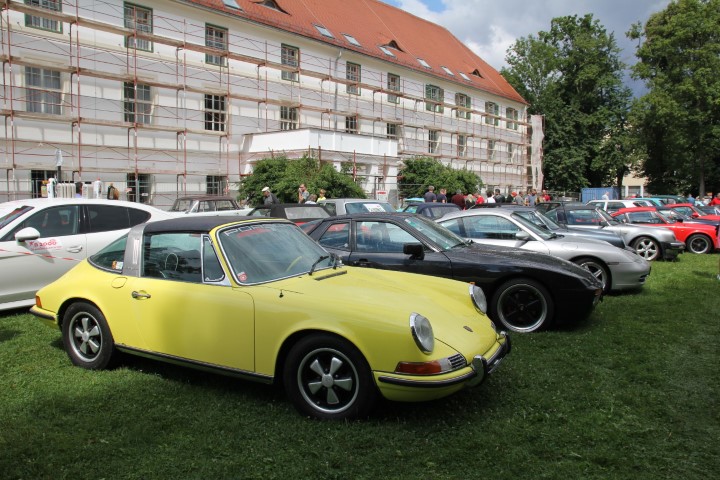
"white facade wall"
0,0,532,208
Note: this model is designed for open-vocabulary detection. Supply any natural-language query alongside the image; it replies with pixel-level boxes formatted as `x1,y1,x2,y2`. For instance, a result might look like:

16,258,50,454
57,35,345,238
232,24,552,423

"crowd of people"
442,187,551,209
260,184,327,205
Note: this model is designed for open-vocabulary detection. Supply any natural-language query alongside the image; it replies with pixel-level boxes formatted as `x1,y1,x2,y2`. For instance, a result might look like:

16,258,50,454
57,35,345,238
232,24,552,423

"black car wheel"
574,257,611,293
632,236,660,261
284,334,377,420
686,234,712,254
62,302,116,370
490,279,554,333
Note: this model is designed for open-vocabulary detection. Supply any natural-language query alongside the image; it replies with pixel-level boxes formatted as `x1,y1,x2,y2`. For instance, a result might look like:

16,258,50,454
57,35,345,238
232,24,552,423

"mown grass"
1,254,718,479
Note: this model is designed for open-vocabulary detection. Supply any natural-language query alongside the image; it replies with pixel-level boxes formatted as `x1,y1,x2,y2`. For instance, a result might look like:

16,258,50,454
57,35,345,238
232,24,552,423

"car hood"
444,243,600,284
260,266,500,352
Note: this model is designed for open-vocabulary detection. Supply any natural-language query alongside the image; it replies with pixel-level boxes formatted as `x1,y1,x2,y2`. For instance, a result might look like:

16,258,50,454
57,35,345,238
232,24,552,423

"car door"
450,214,552,255
126,232,255,370
0,204,87,306
339,220,454,278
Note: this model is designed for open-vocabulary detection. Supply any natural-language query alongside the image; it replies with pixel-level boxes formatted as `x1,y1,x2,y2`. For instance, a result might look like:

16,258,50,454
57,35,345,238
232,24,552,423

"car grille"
448,353,467,370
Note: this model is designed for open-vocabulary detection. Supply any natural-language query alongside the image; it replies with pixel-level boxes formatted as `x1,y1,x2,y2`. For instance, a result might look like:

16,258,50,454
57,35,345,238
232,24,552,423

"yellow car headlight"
469,284,488,314
409,312,434,354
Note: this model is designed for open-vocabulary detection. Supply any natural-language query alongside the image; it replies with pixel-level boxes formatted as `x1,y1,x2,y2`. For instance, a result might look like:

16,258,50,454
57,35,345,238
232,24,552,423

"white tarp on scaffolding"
530,115,544,190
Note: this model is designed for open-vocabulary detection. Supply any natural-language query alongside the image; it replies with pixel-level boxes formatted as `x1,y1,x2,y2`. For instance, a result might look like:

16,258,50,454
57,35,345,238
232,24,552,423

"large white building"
0,0,536,207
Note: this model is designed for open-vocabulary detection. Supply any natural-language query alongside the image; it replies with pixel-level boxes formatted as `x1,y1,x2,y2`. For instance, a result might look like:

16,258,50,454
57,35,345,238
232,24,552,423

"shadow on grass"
0,327,21,343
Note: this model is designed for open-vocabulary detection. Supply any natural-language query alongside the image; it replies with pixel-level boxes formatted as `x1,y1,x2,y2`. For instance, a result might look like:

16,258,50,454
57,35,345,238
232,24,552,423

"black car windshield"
403,215,466,250
219,222,334,283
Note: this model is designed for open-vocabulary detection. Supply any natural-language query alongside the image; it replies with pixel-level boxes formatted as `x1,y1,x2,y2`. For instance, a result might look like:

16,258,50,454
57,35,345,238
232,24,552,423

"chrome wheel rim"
296,347,359,415
635,239,659,261
578,260,607,290
68,312,103,362
496,284,548,333
688,236,710,254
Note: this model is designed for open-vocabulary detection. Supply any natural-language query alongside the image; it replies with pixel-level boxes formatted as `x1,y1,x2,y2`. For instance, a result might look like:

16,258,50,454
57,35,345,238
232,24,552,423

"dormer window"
343,34,361,47
314,24,334,38
256,0,287,13
471,69,484,78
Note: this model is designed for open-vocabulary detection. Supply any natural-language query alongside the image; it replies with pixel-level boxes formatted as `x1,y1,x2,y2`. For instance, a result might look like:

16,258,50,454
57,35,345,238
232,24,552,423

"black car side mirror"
403,243,425,260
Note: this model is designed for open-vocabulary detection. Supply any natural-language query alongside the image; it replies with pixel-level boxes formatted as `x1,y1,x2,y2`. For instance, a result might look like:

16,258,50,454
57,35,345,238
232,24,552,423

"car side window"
627,212,661,224
15,205,79,238
86,205,132,233
440,218,464,236
202,236,226,282
322,203,337,215
464,215,519,240
355,221,414,253
318,222,350,250
142,232,203,283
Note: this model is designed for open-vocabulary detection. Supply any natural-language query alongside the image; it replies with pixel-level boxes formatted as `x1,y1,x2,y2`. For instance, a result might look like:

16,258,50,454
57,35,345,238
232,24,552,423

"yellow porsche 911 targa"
31,216,509,419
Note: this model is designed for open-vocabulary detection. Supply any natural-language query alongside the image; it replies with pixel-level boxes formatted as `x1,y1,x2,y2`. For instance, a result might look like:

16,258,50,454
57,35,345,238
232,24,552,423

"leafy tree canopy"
501,14,633,192
398,157,482,199
628,0,720,196
237,155,366,206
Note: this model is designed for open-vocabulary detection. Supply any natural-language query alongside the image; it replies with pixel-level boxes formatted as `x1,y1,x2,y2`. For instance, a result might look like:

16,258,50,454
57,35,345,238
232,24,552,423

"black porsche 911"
302,213,603,333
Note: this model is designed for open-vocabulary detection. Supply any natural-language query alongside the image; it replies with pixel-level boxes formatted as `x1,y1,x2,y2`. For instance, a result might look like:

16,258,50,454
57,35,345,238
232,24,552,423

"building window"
204,94,226,132
487,140,496,159
485,102,499,126
345,115,358,133
346,62,361,95
386,123,398,139
206,175,227,195
457,134,467,157
281,44,299,81
25,0,62,33
124,3,153,52
455,93,471,120
25,67,62,114
428,130,440,154
507,143,516,162
206,24,228,66
387,73,400,104
280,106,298,130
425,84,444,113
123,82,152,124
506,107,519,130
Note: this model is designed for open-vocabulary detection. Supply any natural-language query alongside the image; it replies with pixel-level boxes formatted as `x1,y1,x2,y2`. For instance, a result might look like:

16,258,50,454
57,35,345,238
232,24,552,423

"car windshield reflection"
218,222,334,284
403,215,466,250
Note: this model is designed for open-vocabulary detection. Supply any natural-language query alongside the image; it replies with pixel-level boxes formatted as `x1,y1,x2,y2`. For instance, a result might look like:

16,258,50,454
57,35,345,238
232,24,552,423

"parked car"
248,203,331,224
319,198,395,216
662,203,720,223
402,202,461,218
699,205,720,216
587,199,654,213
437,208,650,293
29,216,509,420
534,200,584,214
544,204,685,261
611,207,720,254
0,198,175,311
303,213,603,333
170,195,249,214
470,203,627,249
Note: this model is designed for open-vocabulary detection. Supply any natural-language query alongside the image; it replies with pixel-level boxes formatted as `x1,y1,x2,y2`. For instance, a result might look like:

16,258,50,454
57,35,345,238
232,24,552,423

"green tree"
398,157,481,199
628,0,720,196
501,14,633,192
238,155,365,206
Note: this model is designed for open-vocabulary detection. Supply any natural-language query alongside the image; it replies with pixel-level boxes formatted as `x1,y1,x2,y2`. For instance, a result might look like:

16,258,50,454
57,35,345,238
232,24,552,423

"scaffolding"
0,0,532,207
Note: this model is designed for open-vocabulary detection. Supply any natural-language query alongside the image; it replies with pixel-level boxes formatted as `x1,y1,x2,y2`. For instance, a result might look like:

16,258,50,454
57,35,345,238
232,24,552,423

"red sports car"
665,203,720,222
612,207,720,254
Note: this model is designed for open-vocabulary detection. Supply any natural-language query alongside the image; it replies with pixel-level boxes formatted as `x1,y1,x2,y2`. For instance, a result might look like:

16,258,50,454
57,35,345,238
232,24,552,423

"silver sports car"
437,208,650,293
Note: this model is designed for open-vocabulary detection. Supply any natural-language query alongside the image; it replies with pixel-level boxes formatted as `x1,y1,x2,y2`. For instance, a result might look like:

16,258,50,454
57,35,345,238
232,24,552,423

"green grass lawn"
1,254,718,479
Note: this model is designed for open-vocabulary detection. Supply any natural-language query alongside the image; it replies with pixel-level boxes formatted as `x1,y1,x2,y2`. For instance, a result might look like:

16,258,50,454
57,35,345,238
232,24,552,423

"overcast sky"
382,0,672,93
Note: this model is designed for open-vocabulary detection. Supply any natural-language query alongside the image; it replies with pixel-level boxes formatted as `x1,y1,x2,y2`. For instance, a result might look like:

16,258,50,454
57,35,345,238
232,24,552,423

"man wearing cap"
262,186,279,205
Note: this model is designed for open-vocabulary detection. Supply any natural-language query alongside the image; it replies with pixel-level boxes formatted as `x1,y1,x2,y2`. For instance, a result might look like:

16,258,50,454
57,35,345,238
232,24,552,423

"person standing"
485,190,496,203
305,194,318,204
602,190,610,200
451,190,465,209
318,189,327,201
107,182,119,200
514,191,525,205
262,186,279,205
298,184,310,203
526,189,538,207
423,185,437,202
710,193,720,206
493,188,504,203
436,188,447,203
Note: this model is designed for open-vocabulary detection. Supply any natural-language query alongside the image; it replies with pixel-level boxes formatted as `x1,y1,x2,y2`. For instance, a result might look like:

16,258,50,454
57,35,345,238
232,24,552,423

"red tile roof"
183,0,527,104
